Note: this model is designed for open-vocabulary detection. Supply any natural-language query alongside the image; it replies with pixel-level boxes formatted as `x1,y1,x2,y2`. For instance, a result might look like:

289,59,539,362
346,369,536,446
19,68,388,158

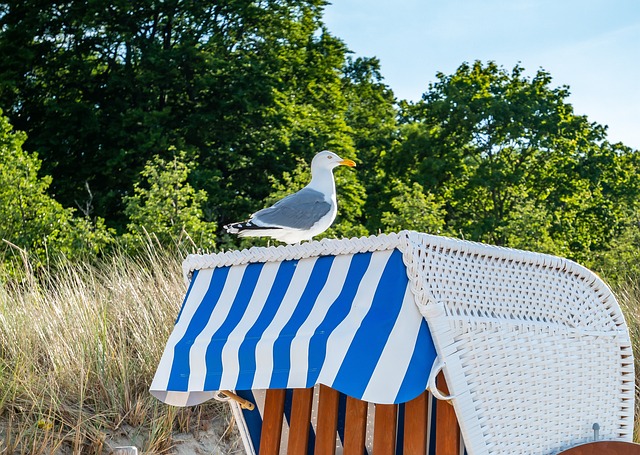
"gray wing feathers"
252,188,331,230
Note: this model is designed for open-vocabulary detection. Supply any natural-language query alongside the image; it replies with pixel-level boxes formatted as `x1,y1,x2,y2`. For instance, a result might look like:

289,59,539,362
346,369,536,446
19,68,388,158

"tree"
341,56,399,233
0,0,363,236
592,222,640,284
387,61,640,262
380,181,448,235
196,11,364,234
124,150,216,251
0,111,113,267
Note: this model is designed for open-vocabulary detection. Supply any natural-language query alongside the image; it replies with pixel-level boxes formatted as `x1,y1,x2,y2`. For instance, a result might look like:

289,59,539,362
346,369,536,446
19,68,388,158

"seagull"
224,150,356,244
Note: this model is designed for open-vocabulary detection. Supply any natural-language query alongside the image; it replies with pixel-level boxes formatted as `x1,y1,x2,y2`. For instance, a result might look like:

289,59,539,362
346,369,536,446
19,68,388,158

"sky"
323,0,640,150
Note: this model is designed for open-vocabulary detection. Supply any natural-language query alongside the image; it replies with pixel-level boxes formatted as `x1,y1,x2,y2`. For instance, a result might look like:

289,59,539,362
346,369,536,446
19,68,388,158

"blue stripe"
397,402,405,455
175,269,199,325
202,262,264,390
395,320,434,403
167,266,230,391
236,389,262,451
307,414,316,455
306,252,373,386
269,256,335,388
337,392,347,447
331,249,407,399
235,260,298,390
283,389,294,430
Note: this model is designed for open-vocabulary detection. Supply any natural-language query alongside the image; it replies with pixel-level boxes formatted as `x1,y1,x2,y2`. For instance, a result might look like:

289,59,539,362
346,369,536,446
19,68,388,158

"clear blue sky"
323,0,640,150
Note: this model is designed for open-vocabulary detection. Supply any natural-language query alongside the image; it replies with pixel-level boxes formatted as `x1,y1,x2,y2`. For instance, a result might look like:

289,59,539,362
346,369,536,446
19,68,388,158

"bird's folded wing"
251,188,331,230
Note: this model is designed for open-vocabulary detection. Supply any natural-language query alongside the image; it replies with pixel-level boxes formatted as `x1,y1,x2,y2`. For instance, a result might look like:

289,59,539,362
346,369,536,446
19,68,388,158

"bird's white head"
311,150,356,172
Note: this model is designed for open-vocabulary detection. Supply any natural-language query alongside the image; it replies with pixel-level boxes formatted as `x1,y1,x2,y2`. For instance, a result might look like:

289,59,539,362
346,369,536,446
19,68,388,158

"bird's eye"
327,156,333,159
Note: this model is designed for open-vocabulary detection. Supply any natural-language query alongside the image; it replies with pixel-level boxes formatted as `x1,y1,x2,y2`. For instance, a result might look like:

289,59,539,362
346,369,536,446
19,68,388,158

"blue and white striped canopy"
151,248,436,406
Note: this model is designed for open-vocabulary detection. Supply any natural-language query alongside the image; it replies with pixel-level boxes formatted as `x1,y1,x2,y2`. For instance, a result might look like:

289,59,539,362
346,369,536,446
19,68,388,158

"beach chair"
150,231,637,454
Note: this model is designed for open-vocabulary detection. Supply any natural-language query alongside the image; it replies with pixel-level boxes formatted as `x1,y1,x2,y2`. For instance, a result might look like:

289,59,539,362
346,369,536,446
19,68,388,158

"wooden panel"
315,385,340,455
558,441,640,454
435,373,461,455
404,391,429,455
343,395,368,455
259,389,286,455
288,388,314,455
372,403,398,455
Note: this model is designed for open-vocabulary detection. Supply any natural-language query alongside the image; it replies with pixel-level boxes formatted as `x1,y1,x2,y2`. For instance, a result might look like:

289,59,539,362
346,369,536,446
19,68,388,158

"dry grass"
612,277,640,442
0,244,237,454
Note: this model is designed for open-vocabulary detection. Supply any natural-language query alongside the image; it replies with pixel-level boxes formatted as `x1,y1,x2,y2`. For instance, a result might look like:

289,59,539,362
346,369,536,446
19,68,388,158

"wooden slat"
287,388,314,455
259,389,286,455
557,441,640,454
435,373,461,455
403,391,428,455
315,385,340,455
372,403,397,455
343,395,368,455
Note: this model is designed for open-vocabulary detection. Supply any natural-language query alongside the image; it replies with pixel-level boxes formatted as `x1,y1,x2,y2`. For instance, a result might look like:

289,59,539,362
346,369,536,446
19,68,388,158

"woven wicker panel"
402,232,635,455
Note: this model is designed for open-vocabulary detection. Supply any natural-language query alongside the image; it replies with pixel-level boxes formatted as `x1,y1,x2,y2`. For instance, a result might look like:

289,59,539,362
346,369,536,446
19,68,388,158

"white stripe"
150,268,214,391
316,249,393,385
361,284,422,403
187,264,248,391
286,254,353,388
218,262,281,388
252,257,317,388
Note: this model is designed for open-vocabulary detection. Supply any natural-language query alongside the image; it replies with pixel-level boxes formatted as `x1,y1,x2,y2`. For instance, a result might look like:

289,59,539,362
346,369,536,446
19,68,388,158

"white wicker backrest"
401,231,635,455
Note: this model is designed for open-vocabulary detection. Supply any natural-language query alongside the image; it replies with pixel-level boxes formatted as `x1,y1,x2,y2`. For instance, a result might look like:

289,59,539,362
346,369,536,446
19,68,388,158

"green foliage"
381,181,448,235
592,221,640,285
341,57,399,233
123,150,216,251
493,199,558,255
0,111,113,268
389,61,640,265
0,0,356,233
0,0,639,278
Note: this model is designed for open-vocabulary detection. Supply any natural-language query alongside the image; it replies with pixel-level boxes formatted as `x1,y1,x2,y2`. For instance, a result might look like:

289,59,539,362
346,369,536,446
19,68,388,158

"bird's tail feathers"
224,221,280,234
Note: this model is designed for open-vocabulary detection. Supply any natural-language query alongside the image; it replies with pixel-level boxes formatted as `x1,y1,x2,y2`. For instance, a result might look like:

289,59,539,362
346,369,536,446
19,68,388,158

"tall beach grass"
0,244,239,454
613,277,640,442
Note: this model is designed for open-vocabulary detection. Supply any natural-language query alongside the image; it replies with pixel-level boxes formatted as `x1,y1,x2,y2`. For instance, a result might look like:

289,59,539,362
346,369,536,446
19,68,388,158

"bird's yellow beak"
339,158,356,167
